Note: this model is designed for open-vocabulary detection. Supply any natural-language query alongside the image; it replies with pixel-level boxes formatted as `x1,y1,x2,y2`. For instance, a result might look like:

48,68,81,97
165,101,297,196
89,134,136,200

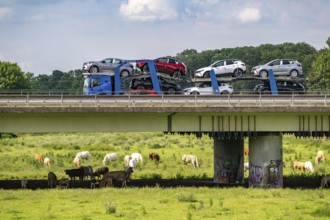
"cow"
103,153,118,165
65,168,85,181
149,153,160,162
73,157,81,168
34,154,43,163
182,154,200,168
93,167,109,179
321,175,330,188
244,162,249,172
304,161,314,173
293,161,305,171
315,150,326,165
44,157,51,168
124,155,131,167
57,179,69,189
100,167,134,188
75,151,90,160
81,166,93,180
244,147,249,156
128,158,136,168
131,153,143,163
48,171,57,188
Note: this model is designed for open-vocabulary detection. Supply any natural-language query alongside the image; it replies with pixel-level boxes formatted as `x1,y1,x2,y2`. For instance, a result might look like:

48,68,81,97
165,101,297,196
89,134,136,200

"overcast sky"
0,0,330,75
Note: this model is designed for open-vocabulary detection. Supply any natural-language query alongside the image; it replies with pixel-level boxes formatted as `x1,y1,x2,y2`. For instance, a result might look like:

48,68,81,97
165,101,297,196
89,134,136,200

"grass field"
1,187,330,219
0,132,330,219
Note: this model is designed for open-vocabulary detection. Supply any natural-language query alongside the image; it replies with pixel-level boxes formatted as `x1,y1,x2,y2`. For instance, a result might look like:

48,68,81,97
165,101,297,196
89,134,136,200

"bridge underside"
1,112,329,138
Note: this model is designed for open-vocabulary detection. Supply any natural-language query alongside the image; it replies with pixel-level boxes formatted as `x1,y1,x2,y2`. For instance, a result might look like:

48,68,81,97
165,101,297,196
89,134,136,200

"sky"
0,0,330,75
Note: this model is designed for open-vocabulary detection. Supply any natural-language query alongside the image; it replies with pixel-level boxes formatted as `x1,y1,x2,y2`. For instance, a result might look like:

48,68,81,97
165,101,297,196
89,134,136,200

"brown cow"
100,167,134,188
244,147,249,156
149,153,160,162
34,154,43,163
293,161,305,171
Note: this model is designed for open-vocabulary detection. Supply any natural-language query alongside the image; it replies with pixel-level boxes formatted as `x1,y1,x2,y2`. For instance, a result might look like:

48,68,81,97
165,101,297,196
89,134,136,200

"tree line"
0,39,329,93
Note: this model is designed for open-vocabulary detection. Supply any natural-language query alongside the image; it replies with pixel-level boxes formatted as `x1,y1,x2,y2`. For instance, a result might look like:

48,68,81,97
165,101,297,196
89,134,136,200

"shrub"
177,193,197,202
105,201,116,214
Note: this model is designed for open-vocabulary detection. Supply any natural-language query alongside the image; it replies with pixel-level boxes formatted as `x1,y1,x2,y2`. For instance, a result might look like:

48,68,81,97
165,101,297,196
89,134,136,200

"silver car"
194,59,246,78
252,59,303,78
183,82,233,95
82,58,134,77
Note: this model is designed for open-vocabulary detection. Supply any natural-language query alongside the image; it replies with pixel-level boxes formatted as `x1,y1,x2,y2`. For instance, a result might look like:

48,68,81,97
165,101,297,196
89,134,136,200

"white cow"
315,150,326,164
131,153,143,163
43,157,51,168
76,151,90,160
182,154,199,168
128,158,137,168
73,157,81,168
103,153,118,165
304,161,314,173
124,155,132,167
244,162,249,172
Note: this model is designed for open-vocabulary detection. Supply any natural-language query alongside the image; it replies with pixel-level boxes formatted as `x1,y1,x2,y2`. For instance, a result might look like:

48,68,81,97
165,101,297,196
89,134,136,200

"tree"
307,38,330,92
0,61,31,90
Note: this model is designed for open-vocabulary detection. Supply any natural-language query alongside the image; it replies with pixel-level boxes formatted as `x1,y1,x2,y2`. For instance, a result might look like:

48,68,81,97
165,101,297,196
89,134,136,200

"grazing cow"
124,155,131,167
48,171,57,188
43,157,51,168
75,151,90,160
57,178,69,189
244,162,249,172
103,153,118,165
182,154,200,168
21,180,28,188
321,175,330,188
65,168,85,181
81,166,93,180
131,153,143,163
93,167,109,179
128,158,136,168
315,150,326,164
73,157,81,168
100,167,134,188
293,161,305,171
304,161,314,173
244,147,249,156
149,153,160,162
34,154,43,163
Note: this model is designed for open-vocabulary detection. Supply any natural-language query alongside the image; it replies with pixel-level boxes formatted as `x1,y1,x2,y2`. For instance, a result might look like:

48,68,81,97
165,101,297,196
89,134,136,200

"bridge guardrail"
0,94,329,108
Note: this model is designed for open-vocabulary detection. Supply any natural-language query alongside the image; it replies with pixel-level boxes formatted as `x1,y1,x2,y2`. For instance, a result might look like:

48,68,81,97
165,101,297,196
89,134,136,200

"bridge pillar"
214,138,244,184
248,132,283,188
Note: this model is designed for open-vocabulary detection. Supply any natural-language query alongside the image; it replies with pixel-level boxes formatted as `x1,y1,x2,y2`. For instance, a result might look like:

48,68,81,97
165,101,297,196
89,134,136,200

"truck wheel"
120,70,129,78
260,70,268,78
172,70,181,79
203,71,210,78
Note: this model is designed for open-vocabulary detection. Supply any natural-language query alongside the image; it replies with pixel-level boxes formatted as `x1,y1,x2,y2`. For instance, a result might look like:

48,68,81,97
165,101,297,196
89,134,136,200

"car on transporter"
253,80,305,94
252,59,303,78
194,59,247,78
183,82,233,95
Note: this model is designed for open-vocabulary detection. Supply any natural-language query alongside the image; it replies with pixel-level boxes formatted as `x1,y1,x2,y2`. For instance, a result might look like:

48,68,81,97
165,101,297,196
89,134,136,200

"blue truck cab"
83,72,114,95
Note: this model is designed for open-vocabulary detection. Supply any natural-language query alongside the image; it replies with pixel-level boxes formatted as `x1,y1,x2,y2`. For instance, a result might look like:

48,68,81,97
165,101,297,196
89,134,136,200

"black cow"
93,167,109,179
65,168,84,181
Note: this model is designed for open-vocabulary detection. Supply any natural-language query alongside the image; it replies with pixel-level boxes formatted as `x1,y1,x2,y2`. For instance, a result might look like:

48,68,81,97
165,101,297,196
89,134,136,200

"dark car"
129,75,182,94
254,80,305,94
136,57,187,79
128,89,158,96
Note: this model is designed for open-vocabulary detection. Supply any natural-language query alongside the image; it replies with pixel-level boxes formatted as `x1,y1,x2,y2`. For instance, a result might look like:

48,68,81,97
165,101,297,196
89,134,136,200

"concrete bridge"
1,94,330,188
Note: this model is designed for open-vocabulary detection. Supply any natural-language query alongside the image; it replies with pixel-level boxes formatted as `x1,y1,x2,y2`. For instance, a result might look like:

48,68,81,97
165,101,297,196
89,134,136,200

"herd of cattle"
33,151,200,189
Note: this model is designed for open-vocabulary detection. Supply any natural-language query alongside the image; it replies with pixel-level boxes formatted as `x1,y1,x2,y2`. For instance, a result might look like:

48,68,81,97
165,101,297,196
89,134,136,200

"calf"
124,155,132,167
65,168,84,181
73,157,81,168
304,161,314,173
149,153,160,162
100,167,134,188
93,167,109,179
48,171,57,188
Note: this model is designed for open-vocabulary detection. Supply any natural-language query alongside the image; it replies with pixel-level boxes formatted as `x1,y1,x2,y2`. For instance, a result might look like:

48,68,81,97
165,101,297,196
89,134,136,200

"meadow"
0,132,330,219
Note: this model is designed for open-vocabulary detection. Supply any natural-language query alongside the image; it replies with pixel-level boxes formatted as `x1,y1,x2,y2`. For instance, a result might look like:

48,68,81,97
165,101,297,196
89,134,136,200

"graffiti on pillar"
215,157,239,184
249,163,264,187
249,160,283,188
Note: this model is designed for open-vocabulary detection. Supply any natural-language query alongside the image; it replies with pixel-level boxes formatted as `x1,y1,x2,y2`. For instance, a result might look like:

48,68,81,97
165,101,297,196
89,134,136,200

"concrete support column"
249,132,283,188
214,138,244,184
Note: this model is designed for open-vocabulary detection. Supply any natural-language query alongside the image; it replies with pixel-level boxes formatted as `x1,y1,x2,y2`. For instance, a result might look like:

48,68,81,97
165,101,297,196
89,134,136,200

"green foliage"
105,200,117,214
0,61,31,90
177,193,197,202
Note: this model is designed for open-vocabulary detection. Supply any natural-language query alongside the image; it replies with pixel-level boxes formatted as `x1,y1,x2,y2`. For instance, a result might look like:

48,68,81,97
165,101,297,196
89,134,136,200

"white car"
183,82,233,95
194,59,246,78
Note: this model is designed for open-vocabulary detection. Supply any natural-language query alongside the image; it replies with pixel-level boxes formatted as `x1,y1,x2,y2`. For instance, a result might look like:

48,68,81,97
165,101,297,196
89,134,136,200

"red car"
136,57,187,79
